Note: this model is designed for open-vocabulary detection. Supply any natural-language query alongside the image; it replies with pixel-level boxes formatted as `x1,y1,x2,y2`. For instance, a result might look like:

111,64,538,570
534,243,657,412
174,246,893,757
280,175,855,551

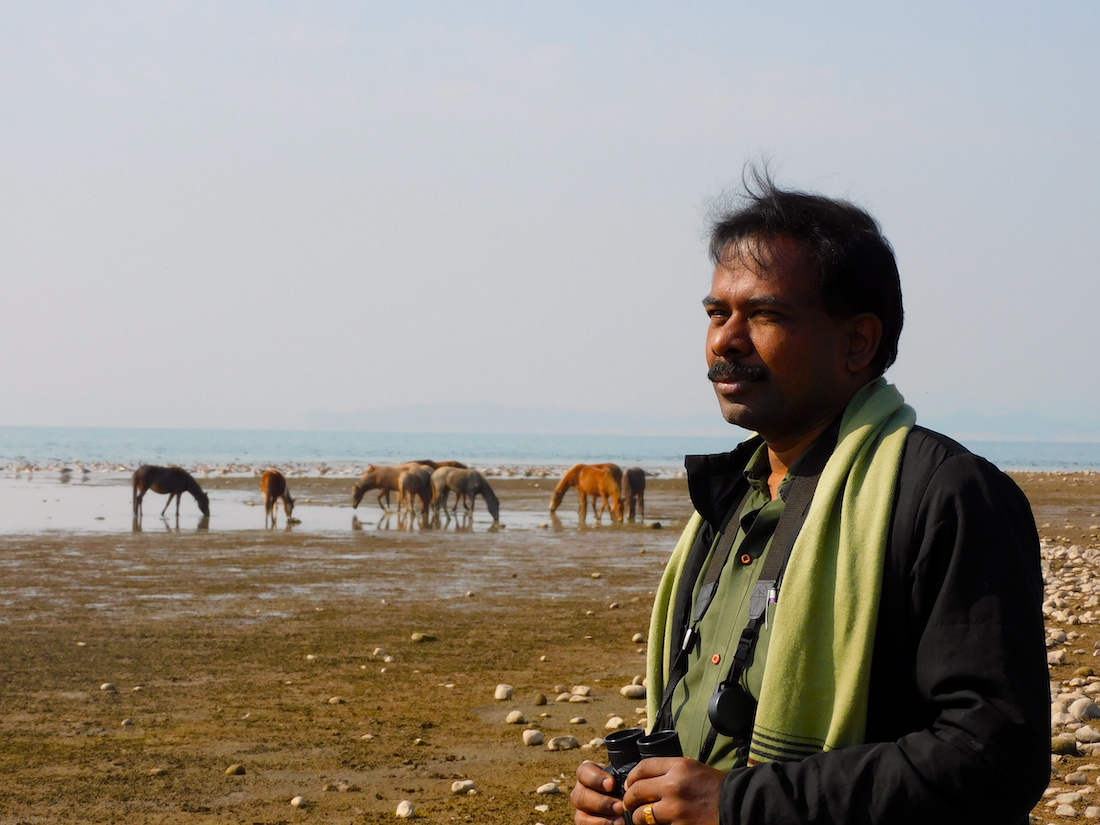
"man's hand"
572,760,626,824
622,757,725,825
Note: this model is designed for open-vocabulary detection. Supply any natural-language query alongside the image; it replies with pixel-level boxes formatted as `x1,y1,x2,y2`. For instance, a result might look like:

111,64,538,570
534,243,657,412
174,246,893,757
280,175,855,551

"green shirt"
669,445,790,769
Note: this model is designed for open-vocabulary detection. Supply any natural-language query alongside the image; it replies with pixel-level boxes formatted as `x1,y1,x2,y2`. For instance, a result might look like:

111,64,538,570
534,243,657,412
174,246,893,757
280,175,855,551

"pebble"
631,632,646,644
569,717,587,725
328,696,346,704
605,717,624,730
506,710,526,724
290,796,306,808
410,632,437,642
620,684,646,699
451,779,476,794
536,782,561,795
396,800,415,818
523,729,544,746
100,682,116,693
225,764,246,775
495,684,515,701
547,736,580,751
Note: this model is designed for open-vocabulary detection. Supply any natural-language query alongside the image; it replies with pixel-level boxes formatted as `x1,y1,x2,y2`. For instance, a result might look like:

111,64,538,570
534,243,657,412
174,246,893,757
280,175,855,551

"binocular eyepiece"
602,727,683,798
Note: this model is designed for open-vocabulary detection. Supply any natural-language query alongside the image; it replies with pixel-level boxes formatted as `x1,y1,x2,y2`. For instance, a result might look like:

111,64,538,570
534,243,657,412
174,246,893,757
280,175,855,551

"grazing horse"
261,469,295,527
397,465,433,516
132,465,210,518
352,463,421,511
403,459,469,471
622,467,647,522
549,463,623,524
430,467,500,522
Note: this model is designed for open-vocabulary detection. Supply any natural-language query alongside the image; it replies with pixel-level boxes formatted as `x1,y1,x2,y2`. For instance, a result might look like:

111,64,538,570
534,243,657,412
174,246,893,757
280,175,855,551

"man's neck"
764,419,838,500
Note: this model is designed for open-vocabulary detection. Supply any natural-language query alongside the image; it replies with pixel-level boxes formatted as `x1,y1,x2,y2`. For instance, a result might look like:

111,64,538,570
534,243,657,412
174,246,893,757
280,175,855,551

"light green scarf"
646,379,915,764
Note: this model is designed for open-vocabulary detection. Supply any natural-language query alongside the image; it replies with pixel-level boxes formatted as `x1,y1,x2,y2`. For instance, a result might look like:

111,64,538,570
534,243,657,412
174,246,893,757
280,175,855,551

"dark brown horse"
430,467,500,522
622,467,646,521
261,469,295,527
132,465,210,518
549,463,623,524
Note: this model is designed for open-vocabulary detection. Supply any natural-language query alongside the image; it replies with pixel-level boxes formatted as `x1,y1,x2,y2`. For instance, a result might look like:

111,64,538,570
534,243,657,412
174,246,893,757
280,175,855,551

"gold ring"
641,803,658,825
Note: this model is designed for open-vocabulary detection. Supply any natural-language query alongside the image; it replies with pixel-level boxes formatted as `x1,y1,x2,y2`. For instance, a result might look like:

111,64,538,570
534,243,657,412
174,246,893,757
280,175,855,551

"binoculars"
602,727,683,798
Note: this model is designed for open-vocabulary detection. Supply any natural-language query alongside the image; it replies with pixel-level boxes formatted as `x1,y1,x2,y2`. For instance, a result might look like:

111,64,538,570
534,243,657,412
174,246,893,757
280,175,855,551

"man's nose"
709,314,751,357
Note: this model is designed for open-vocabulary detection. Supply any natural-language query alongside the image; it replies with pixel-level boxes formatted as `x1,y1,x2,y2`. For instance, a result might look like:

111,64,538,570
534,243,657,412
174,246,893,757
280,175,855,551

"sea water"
2,426,1099,473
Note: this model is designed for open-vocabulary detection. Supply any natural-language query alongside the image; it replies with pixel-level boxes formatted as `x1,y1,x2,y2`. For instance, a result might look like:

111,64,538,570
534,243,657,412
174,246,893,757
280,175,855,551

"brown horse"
430,467,500,522
352,463,422,511
132,465,210,518
549,463,623,524
261,469,295,527
622,467,647,522
403,459,469,471
397,465,433,516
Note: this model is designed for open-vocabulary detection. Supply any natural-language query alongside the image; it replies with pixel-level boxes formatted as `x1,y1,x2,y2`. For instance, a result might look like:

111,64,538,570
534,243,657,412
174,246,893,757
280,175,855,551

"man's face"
704,237,858,447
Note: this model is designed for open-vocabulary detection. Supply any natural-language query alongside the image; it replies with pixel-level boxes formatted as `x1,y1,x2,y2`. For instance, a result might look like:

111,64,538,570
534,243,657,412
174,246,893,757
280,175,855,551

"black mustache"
708,361,767,383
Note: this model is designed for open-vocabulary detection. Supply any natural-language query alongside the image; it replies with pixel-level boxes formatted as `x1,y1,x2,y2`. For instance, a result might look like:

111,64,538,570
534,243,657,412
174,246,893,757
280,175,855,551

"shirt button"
711,653,722,665
740,553,752,565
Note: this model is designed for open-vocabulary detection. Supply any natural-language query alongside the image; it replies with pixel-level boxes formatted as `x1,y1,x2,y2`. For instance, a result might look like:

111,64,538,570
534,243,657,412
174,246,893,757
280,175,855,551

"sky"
2,2,1098,440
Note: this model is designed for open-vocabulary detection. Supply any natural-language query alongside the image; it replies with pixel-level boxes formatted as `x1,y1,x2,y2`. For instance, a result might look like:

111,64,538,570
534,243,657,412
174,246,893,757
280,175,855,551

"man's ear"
845,313,883,373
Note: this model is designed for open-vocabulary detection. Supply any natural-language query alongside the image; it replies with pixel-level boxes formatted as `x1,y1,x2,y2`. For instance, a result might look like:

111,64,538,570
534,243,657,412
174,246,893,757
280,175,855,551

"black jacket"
679,427,1050,825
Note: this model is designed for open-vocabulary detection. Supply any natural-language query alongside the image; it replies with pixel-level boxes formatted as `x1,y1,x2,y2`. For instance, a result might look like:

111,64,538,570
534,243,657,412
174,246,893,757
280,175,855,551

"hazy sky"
3,2,1097,438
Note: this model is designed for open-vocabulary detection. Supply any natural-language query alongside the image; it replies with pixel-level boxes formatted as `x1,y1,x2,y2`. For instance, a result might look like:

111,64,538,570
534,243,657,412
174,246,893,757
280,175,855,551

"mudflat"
0,472,1096,824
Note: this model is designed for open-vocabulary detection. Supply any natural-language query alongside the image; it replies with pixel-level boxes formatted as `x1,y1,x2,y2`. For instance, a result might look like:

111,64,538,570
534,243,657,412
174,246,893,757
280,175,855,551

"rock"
290,796,306,808
569,695,591,703
605,716,624,730
569,716,588,725
410,632,436,642
1067,771,1090,784
121,718,134,727
451,779,476,794
555,692,572,703
506,710,526,724
148,767,167,776
1058,803,1079,816
1054,733,1081,755
533,693,547,706
495,684,515,701
328,696,346,705
571,685,592,696
620,684,646,699
1078,726,1100,743
396,799,415,818
100,683,117,692
523,729,544,746
631,632,646,644
225,764,246,775
1050,650,1068,665
536,782,561,794
1071,697,1100,721
547,735,580,751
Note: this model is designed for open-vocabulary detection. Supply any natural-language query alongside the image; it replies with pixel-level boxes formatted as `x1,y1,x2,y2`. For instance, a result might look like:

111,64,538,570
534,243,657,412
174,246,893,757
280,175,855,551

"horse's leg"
579,492,588,524
639,491,645,521
160,493,173,517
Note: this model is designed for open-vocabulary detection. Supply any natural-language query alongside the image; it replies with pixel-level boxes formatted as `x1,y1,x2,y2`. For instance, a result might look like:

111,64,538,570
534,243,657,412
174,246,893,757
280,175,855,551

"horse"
132,465,210,518
397,465,433,516
261,469,295,527
430,467,500,522
352,463,421,511
622,467,647,522
549,463,623,524
403,459,469,471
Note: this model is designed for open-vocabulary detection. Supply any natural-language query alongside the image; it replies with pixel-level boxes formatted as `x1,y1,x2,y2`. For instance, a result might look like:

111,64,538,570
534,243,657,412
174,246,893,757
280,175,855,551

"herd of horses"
130,459,646,527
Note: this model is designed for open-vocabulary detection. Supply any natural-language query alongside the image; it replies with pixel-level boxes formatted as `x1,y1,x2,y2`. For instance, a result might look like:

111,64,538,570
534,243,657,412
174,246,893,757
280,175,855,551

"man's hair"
708,166,904,376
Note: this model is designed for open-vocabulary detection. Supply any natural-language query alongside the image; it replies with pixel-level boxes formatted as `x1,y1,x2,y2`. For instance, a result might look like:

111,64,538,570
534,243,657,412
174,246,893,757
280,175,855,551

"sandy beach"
0,470,1097,823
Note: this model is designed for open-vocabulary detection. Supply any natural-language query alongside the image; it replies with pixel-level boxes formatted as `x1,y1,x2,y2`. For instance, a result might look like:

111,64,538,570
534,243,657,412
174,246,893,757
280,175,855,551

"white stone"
523,729,544,746
1079,726,1100,744
536,782,561,794
451,779,476,794
631,632,646,643
547,736,580,751
396,800,415,818
506,710,526,724
572,685,592,696
495,684,515,701
290,796,306,808
620,684,646,699
605,716,625,730
1059,803,1080,816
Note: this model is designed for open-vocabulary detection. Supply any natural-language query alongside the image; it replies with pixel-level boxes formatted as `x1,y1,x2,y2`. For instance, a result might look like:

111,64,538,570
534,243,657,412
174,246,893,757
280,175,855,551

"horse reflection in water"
132,465,211,519
549,463,624,524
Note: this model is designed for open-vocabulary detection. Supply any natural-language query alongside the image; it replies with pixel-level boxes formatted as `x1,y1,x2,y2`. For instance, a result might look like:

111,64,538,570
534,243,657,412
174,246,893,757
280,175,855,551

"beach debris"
505,710,526,724
396,799,415,818
523,729,544,746
225,764,246,775
495,684,514,701
451,779,476,794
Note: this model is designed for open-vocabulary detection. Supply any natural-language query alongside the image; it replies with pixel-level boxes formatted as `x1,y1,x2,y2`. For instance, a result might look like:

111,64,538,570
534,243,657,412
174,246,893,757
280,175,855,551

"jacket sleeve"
717,449,1051,824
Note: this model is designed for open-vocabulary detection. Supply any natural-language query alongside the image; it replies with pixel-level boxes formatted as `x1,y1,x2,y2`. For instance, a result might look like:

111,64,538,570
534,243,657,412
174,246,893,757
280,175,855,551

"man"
571,173,1050,824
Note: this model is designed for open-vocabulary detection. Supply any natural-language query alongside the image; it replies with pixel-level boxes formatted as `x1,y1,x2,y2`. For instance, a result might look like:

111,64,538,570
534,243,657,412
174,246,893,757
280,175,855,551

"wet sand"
0,472,1096,823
